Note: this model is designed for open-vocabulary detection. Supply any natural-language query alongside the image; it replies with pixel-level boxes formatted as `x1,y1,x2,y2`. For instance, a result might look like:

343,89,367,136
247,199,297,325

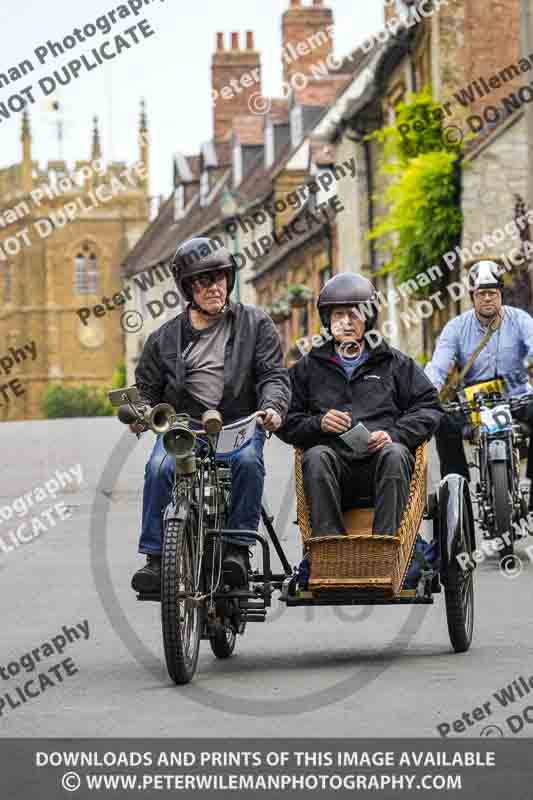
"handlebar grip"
118,405,141,425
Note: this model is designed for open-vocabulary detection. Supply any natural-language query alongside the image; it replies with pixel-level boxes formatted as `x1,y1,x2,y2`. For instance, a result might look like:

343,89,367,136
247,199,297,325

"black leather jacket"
278,339,442,451
134,302,291,423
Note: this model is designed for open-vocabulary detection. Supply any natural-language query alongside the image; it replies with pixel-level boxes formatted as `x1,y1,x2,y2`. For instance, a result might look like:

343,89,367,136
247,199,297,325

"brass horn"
162,418,197,460
144,403,176,434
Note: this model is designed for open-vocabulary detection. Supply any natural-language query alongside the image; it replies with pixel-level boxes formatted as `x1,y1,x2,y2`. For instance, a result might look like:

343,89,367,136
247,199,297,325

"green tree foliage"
41,384,113,418
367,86,463,293
111,359,127,390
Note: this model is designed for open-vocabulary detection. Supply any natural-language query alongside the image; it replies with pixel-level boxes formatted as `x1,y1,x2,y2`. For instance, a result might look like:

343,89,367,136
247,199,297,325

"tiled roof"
122,45,371,277
122,171,234,275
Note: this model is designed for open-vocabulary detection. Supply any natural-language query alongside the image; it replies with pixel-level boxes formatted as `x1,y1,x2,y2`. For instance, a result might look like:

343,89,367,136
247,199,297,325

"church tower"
0,106,151,421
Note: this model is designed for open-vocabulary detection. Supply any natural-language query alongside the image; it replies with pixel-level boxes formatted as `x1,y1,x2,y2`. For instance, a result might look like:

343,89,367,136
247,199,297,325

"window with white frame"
174,184,185,220
265,121,275,169
290,105,303,148
200,170,210,205
74,243,98,294
233,143,242,188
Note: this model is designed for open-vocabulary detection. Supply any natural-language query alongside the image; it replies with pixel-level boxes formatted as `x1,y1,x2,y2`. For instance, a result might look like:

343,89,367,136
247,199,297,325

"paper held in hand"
339,421,371,458
215,413,258,455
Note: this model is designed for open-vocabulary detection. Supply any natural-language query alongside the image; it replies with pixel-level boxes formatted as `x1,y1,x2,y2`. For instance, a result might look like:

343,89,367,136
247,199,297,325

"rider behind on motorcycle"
277,272,442,538
425,260,533,496
130,236,291,593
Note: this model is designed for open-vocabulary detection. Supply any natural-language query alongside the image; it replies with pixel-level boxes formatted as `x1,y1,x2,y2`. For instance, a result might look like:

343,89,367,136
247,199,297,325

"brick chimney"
281,0,334,86
212,30,262,143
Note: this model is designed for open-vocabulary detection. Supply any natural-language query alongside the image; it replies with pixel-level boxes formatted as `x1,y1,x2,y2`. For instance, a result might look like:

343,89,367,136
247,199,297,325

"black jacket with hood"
134,302,291,423
278,338,442,451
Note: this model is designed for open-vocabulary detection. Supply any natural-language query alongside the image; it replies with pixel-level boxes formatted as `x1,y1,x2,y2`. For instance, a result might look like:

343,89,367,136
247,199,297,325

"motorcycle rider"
426,260,533,495
278,272,442,537
130,236,291,593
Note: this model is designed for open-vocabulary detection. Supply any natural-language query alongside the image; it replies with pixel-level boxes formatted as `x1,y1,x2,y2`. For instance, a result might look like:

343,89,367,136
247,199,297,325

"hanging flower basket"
287,284,313,308
269,299,291,323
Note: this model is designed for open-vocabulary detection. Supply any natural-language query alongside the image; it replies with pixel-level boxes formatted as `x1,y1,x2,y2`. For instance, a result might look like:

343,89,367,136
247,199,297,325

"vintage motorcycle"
443,391,532,558
109,386,476,686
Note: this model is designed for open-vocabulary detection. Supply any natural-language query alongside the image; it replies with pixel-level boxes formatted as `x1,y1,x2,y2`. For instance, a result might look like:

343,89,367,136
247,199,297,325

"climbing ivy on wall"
367,86,464,293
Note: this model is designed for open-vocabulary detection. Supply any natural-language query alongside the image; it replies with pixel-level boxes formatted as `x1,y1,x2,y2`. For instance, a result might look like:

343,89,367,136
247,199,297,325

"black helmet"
170,236,236,301
317,272,379,330
468,260,503,293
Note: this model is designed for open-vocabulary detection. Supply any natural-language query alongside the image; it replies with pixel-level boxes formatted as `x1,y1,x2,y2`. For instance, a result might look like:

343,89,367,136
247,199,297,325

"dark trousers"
436,405,533,481
302,442,415,537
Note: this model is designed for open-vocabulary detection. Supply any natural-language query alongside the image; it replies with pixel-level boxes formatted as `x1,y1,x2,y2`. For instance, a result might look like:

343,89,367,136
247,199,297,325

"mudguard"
488,439,507,462
437,474,475,585
163,498,190,527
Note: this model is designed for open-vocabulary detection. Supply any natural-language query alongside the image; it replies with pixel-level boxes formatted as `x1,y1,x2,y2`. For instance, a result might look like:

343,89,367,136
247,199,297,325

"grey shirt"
183,310,232,409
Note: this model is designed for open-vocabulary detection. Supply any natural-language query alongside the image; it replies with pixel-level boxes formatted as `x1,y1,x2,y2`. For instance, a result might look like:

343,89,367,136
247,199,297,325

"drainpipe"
522,0,533,218
363,138,376,271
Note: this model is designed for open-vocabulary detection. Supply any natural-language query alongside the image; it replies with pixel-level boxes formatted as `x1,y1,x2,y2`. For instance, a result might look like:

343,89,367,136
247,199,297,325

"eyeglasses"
474,290,499,299
190,269,229,289
330,308,364,323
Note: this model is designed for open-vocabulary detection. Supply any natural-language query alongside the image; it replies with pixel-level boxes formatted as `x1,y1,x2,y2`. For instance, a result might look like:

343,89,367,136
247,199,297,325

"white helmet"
468,260,503,292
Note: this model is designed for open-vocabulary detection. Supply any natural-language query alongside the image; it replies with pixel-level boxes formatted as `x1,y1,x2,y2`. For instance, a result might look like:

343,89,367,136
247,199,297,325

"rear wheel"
491,460,514,558
444,490,474,653
161,509,202,685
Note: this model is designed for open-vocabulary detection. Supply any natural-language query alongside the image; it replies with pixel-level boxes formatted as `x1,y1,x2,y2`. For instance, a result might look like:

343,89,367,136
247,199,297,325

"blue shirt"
425,306,533,396
335,347,369,378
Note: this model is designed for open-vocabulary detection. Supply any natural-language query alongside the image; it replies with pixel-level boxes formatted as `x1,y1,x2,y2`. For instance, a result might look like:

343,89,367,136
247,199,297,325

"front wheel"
161,508,202,685
491,460,514,558
443,484,475,653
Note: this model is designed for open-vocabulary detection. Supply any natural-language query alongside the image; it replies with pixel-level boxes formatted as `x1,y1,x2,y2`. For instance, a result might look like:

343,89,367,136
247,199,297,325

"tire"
161,509,202,685
444,491,474,653
491,460,514,558
209,622,237,659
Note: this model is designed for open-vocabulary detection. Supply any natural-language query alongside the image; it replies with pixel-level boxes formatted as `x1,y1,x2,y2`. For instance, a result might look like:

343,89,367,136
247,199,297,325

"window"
174,185,185,221
3,263,12,302
232,143,242,188
290,105,303,148
200,170,210,205
75,243,98,294
265,121,275,169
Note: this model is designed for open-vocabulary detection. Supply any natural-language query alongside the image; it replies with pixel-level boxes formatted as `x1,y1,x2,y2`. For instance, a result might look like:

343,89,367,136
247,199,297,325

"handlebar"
117,403,264,437
118,404,141,425
442,394,532,416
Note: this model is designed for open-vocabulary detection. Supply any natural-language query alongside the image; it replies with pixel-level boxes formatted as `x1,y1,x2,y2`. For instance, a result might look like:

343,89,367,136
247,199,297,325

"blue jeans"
138,427,266,554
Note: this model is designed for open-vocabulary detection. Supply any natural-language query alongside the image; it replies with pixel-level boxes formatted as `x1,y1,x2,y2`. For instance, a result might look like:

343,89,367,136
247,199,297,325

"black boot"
222,545,251,588
131,554,161,593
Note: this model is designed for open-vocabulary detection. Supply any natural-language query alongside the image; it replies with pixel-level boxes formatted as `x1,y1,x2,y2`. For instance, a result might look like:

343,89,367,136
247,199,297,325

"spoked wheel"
445,490,475,653
209,621,237,659
491,460,514,558
161,509,202,685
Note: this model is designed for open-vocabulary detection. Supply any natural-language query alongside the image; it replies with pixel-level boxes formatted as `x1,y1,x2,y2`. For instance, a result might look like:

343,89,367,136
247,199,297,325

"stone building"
121,0,357,377
312,0,528,359
0,105,150,421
